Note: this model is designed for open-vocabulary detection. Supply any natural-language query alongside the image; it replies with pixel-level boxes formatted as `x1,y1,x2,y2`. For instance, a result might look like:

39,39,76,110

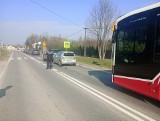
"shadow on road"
0,85,13,98
88,70,160,108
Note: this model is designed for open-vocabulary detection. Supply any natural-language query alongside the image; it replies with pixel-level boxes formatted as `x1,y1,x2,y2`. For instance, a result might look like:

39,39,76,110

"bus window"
116,26,149,64
117,31,124,52
135,26,147,53
124,29,134,52
154,17,160,64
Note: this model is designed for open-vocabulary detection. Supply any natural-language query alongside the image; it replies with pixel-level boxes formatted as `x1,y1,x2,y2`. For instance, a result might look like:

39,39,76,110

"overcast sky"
0,0,159,45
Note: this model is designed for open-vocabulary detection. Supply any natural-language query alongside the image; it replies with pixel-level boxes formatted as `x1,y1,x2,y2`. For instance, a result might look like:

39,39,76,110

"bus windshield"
116,25,149,64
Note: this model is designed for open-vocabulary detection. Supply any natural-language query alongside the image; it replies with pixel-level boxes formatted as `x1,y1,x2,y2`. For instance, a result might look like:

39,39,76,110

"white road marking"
57,72,156,121
17,57,22,60
22,53,43,64
30,57,34,60
21,52,46,67
24,57,28,60
10,57,29,60
52,69,58,72
36,57,42,60
10,58,14,60
20,52,155,121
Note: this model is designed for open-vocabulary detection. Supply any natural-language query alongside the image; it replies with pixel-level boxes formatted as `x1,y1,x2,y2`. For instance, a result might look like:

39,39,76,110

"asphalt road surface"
0,51,159,121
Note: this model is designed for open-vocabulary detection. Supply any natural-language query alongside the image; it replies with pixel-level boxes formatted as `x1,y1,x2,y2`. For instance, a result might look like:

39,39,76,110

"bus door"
153,13,160,89
111,30,117,82
154,13,160,64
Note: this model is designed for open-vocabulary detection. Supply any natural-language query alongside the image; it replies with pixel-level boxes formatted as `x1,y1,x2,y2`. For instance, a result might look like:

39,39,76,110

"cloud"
0,21,83,45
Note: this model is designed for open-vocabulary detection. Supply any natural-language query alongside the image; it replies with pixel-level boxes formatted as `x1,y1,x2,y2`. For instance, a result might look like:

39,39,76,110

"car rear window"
53,50,61,53
64,53,74,56
50,49,61,53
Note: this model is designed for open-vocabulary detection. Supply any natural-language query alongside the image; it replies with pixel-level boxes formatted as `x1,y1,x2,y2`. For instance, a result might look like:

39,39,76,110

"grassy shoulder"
76,56,112,69
0,49,10,59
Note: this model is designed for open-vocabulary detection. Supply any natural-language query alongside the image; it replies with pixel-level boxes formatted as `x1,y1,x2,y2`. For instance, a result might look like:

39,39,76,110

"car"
31,49,40,55
28,49,33,54
43,49,61,61
53,51,76,66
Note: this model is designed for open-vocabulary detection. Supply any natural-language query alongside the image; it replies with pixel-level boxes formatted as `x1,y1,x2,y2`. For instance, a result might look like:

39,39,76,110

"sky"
0,0,160,45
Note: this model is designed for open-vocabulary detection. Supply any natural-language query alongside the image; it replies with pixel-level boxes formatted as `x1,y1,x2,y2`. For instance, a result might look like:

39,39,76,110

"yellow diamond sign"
64,41,70,49
42,42,47,47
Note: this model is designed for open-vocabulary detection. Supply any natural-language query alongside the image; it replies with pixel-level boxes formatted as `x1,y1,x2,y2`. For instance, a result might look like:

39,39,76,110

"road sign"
42,42,46,47
64,41,70,49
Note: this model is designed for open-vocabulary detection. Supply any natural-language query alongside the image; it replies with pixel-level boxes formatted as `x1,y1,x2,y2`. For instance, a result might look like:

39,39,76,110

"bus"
112,2,160,101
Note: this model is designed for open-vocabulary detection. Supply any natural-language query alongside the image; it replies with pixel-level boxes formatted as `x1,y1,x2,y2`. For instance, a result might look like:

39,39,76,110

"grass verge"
0,49,10,59
76,56,112,69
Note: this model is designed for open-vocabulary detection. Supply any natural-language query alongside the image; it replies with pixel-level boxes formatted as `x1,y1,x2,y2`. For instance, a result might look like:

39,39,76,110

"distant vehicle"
43,49,61,61
20,48,25,52
53,51,76,66
31,49,40,55
111,3,160,101
25,49,40,55
28,49,33,55
24,49,30,54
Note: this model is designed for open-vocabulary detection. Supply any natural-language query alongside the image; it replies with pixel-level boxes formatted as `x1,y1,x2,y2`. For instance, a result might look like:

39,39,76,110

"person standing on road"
46,49,53,69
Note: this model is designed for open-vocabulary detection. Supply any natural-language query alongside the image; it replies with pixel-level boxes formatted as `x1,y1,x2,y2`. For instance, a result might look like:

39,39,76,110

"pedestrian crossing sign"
64,41,70,48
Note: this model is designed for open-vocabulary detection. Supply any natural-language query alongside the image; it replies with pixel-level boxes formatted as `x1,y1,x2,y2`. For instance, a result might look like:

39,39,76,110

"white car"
53,51,76,66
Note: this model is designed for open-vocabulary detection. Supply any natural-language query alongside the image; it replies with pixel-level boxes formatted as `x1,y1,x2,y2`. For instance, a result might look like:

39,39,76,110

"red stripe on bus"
113,75,160,101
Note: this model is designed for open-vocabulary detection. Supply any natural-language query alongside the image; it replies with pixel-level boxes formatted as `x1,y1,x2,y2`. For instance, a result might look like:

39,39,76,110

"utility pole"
84,28,89,57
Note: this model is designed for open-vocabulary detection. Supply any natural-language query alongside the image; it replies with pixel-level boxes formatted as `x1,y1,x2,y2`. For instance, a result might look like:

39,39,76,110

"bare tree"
25,34,39,48
87,0,117,59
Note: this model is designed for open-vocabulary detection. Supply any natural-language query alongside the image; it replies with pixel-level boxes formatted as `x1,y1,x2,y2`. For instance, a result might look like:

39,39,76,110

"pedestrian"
46,49,53,69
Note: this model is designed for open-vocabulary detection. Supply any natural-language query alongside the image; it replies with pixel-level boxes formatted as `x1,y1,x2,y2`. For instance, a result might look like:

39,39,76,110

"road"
0,50,159,121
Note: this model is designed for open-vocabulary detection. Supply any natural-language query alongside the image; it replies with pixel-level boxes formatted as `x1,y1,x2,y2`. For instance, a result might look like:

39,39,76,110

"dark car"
43,49,61,61
31,49,40,55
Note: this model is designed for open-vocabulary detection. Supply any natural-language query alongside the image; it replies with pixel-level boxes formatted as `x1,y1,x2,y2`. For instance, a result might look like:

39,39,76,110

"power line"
30,0,80,26
65,29,84,39
30,0,86,40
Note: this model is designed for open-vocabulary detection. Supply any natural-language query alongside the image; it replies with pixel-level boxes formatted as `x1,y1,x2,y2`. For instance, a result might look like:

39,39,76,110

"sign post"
42,42,47,53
